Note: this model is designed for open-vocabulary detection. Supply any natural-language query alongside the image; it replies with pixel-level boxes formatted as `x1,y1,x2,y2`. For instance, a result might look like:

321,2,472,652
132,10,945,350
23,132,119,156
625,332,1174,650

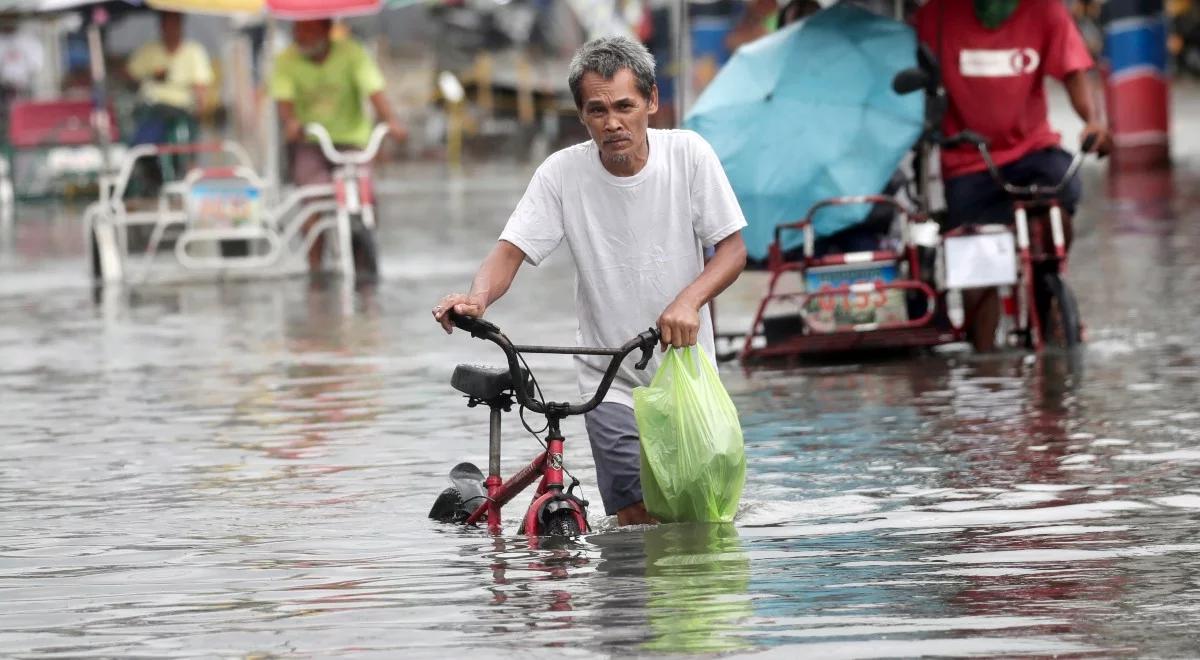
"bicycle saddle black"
451,364,530,401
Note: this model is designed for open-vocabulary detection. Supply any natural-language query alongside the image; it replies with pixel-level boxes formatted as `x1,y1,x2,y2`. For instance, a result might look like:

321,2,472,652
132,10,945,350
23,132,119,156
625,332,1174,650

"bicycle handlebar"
450,312,661,418
305,123,389,166
943,130,1095,200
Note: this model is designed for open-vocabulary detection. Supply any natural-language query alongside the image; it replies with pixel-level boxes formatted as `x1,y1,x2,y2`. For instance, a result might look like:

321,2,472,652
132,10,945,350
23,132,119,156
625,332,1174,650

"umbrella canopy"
684,4,923,261
265,0,379,20
146,0,262,14
0,0,135,13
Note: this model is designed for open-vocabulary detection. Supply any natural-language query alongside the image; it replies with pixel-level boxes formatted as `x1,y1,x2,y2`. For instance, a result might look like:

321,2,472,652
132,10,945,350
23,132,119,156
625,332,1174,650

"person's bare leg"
963,287,1000,352
616,501,656,526
302,214,323,273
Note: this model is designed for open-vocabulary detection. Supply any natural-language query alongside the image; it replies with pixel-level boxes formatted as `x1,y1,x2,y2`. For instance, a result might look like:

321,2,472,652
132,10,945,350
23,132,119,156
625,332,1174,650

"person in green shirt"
270,19,407,271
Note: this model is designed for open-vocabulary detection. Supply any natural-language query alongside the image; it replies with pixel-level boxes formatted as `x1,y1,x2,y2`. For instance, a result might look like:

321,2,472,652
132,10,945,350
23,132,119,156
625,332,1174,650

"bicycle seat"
452,364,530,401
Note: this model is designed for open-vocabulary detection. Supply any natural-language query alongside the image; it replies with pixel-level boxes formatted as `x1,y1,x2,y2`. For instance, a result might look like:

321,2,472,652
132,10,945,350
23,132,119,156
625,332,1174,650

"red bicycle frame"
460,429,588,537
1009,199,1071,351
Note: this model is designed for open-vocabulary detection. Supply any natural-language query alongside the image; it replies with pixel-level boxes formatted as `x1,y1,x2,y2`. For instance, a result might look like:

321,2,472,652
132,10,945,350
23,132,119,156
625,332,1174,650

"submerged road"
2,143,1200,656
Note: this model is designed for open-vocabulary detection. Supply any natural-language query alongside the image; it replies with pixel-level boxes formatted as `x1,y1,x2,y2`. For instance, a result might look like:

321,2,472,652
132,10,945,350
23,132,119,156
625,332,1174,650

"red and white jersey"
914,0,1094,178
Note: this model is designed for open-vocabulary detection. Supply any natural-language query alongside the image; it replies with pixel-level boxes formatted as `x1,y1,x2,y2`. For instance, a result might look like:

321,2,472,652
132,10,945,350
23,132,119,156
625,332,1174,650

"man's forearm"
369,91,396,124
675,233,747,310
468,240,526,307
193,84,209,113
1064,70,1097,123
278,101,296,124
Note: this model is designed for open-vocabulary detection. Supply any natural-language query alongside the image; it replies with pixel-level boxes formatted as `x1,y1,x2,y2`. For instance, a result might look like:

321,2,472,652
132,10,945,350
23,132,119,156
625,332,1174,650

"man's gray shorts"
583,402,642,515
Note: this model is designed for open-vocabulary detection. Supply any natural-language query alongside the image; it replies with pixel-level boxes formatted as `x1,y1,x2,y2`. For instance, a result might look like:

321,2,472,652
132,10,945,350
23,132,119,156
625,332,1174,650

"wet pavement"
3,155,1200,658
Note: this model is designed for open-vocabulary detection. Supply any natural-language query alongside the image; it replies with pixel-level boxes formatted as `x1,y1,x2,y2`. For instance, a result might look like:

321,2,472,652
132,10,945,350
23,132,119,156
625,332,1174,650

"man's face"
578,68,658,166
293,20,331,60
160,13,182,49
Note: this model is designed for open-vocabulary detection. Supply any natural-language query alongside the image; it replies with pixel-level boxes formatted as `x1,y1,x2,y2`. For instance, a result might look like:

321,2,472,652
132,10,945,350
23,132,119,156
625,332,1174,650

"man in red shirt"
915,0,1111,351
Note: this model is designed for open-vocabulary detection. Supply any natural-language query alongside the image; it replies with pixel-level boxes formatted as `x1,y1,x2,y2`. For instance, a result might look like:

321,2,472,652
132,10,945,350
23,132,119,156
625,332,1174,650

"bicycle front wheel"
1035,272,1082,349
542,509,582,537
350,221,379,281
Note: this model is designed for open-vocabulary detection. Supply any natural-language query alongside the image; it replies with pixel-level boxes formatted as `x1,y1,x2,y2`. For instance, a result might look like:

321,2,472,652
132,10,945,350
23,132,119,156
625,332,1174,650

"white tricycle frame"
86,123,388,287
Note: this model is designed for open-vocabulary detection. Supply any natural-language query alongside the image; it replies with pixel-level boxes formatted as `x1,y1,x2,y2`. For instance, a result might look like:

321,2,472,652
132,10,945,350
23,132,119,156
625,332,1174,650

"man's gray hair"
568,36,657,109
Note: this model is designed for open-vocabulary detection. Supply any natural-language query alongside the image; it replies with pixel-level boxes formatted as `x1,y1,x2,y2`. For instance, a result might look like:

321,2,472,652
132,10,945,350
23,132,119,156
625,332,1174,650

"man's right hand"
432,293,487,334
1080,121,1112,157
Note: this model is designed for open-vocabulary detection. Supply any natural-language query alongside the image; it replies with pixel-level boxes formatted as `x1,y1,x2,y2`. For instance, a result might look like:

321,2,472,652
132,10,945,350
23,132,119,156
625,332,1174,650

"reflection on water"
641,524,750,653
3,166,1200,656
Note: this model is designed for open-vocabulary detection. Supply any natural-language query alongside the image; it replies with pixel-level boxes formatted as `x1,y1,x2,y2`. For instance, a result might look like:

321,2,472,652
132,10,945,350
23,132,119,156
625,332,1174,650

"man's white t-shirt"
499,128,747,409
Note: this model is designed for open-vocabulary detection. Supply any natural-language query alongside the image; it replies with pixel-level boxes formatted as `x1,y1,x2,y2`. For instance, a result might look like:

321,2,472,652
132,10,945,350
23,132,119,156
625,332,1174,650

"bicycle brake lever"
634,328,660,370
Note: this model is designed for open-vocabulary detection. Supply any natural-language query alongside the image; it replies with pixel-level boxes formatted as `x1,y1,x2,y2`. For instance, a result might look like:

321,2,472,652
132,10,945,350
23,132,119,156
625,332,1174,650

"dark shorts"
944,147,1082,230
583,402,643,516
287,142,339,186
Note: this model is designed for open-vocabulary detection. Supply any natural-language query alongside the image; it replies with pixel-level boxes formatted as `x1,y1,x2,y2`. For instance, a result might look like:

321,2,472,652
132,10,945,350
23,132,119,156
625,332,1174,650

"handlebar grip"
1081,133,1098,154
448,311,499,337
943,130,987,150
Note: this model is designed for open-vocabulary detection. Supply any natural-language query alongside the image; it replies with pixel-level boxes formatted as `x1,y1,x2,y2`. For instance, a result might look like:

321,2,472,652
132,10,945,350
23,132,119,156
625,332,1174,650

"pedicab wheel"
0,178,13,227
351,224,379,281
1035,272,1082,348
542,510,582,537
89,227,103,282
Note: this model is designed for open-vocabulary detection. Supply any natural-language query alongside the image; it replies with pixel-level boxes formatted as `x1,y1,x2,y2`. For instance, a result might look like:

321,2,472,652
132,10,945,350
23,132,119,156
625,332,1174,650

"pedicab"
686,4,957,363
86,0,390,286
0,0,133,225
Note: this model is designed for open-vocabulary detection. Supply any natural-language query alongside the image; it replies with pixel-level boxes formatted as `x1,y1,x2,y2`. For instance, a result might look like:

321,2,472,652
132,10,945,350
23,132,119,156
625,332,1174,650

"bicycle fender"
523,492,588,536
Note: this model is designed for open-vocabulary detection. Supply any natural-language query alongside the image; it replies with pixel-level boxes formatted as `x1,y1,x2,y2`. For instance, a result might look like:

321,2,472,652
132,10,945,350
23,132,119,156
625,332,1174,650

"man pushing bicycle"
433,36,748,527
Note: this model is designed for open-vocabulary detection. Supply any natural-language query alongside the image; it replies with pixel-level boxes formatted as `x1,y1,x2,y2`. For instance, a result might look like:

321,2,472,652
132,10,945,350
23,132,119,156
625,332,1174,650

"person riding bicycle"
433,37,748,527
126,11,212,147
915,0,1112,351
270,19,408,273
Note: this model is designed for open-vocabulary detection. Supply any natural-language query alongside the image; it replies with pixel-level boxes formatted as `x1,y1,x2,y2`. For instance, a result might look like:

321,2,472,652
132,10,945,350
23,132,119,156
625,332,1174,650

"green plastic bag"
633,346,746,523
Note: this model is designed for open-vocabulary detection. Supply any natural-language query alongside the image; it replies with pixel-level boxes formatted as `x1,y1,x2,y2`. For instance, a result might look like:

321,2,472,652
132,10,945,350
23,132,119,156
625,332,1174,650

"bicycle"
941,130,1096,350
429,313,660,540
304,123,388,281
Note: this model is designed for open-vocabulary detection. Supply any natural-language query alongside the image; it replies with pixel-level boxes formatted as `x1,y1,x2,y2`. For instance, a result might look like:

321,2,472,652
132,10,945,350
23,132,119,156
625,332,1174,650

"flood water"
3,162,1200,658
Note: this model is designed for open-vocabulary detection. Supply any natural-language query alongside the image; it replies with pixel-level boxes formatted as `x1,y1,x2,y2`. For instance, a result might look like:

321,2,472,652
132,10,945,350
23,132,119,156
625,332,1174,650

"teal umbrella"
684,4,923,261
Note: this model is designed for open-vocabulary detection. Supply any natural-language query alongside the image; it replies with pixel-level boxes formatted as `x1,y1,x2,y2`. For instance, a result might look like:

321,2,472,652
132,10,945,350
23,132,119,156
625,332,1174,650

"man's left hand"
657,300,700,350
1080,121,1112,157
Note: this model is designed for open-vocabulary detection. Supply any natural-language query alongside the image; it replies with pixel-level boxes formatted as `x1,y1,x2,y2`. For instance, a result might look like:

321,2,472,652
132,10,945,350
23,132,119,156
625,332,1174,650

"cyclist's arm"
433,240,526,333
1064,70,1110,154
369,91,408,142
658,231,747,348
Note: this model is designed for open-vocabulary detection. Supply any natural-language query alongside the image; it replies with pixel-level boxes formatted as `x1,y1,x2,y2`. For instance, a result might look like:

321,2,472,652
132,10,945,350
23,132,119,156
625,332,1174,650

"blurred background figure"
126,11,213,147
270,18,408,272
1169,0,1200,76
726,0,822,52
0,16,45,104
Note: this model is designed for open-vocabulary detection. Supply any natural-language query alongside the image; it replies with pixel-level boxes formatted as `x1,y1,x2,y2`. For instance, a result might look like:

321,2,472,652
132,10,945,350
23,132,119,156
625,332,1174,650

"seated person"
812,171,906,257
126,11,213,146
